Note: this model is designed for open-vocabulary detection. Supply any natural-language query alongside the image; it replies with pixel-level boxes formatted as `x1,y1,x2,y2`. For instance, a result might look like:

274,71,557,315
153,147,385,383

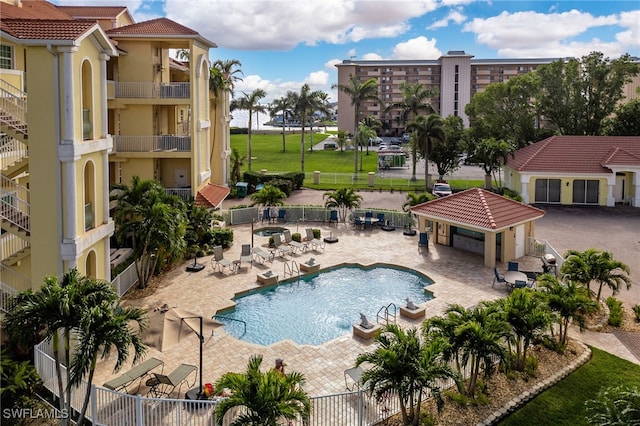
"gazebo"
410,188,545,267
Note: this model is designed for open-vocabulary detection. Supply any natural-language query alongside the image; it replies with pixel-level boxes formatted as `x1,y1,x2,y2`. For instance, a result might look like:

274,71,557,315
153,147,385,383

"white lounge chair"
305,228,325,251
252,246,273,264
239,244,252,268
272,234,292,257
211,245,233,273
283,229,306,253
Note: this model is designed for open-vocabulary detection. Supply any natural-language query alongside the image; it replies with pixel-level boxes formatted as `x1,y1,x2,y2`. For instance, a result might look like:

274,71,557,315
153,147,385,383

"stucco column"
521,181,529,204
99,53,109,138
632,172,640,207
484,232,496,268
58,47,77,144
62,159,77,243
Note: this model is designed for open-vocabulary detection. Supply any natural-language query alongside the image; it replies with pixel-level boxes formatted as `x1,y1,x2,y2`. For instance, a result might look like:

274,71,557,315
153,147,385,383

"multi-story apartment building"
336,50,640,135
1,0,226,296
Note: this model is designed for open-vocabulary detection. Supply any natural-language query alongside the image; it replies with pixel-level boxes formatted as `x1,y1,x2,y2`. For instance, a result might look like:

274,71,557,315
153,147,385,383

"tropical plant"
290,84,327,171
231,88,267,172
356,324,460,426
209,59,243,164
490,290,551,371
402,192,433,212
323,187,363,222
214,354,311,426
333,75,380,177
2,269,148,426
606,297,624,327
250,184,286,207
585,384,640,425
386,81,438,126
406,114,445,191
0,350,42,410
561,248,631,300
431,115,465,179
538,274,598,349
229,148,246,184
471,137,515,189
184,199,216,260
270,91,296,151
336,130,348,152
111,176,187,288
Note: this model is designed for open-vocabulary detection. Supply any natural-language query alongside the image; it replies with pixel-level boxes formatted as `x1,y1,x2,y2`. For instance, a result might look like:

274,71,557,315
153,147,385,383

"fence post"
314,171,320,185
90,384,97,425
358,388,364,426
135,394,143,426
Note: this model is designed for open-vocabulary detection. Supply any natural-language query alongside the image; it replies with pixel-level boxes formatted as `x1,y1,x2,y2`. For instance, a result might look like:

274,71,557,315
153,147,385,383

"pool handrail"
212,314,247,337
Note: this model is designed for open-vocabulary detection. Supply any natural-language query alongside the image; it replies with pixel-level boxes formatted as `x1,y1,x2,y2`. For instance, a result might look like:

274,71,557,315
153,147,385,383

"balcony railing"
113,82,190,99
112,135,191,153
165,188,192,201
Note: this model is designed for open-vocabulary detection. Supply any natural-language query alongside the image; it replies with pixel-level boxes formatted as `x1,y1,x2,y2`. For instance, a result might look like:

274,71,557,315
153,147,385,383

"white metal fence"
111,261,139,297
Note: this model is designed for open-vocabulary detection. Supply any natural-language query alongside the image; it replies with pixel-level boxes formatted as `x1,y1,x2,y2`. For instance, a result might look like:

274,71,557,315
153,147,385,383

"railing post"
90,384,97,425
358,388,364,426
135,393,144,426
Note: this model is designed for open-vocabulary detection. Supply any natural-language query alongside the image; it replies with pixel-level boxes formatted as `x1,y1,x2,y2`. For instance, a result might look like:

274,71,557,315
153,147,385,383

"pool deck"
93,219,639,398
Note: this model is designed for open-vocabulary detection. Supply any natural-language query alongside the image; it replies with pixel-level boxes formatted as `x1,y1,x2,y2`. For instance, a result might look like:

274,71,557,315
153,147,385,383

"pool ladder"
213,315,247,337
376,303,397,325
283,260,300,280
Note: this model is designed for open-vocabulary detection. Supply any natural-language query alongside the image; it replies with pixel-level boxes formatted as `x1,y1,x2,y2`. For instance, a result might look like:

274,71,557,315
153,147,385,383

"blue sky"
57,0,639,105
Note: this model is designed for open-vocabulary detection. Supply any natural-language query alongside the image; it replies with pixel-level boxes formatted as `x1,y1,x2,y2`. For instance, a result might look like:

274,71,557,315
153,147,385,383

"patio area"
94,221,547,399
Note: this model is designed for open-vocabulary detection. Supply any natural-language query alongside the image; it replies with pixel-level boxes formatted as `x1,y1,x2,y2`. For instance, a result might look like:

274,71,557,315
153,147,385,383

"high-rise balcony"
112,135,191,153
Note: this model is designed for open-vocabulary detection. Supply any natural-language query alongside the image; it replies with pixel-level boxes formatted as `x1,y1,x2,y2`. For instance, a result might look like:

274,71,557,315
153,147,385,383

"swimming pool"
216,265,433,346
253,227,288,237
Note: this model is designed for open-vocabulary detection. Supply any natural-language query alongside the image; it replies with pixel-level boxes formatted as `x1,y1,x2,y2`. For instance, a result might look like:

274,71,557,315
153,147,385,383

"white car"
432,182,452,197
380,145,403,152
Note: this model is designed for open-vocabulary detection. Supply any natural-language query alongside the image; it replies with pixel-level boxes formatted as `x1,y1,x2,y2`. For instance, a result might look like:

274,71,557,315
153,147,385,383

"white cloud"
463,10,618,50
616,10,640,47
428,9,467,29
233,70,335,104
306,71,329,86
390,36,442,59
325,59,342,70
164,0,439,50
347,48,357,58
362,52,383,60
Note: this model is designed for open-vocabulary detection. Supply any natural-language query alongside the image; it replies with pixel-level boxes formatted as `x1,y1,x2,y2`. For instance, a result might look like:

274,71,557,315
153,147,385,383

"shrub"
0,350,43,412
292,232,302,243
633,304,640,322
525,355,539,378
606,297,623,327
311,228,321,239
500,187,524,202
211,228,234,249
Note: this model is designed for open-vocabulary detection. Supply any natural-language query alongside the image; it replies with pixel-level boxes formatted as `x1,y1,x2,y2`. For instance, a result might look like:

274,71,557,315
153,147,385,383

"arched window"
84,160,95,231
85,250,97,279
81,60,94,140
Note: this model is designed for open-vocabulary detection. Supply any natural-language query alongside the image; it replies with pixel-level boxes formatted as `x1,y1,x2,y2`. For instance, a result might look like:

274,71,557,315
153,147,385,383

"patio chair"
513,280,528,291
507,261,519,271
146,363,197,398
353,216,364,230
277,209,287,223
261,208,270,225
211,245,233,274
252,246,274,264
240,244,252,269
283,229,306,253
492,267,506,287
344,365,365,391
272,234,293,257
365,211,373,218
328,210,339,224
376,212,385,226
305,228,325,251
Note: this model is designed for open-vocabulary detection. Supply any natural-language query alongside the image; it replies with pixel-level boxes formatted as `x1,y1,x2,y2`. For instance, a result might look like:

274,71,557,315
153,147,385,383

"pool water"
253,227,288,237
216,265,433,346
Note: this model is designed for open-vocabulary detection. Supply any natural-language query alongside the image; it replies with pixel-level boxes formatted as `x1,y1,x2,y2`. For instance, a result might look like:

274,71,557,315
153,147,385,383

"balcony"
113,82,190,99
112,135,191,153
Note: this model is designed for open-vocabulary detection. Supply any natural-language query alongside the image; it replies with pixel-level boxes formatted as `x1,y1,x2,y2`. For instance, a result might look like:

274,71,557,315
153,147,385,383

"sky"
55,0,640,108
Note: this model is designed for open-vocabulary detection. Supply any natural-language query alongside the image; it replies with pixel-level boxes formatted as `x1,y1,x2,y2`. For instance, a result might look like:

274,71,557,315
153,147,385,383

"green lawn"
499,347,640,425
230,132,484,191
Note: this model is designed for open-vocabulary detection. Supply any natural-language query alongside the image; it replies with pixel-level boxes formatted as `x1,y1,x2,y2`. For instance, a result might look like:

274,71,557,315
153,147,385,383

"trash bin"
235,182,248,197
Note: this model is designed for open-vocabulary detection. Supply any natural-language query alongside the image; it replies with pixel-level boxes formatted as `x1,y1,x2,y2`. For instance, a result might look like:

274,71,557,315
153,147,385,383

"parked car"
368,136,383,146
380,145,403,152
432,182,452,197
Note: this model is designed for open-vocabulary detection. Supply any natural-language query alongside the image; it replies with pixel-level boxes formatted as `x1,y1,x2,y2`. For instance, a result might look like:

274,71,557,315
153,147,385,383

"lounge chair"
283,229,306,252
240,244,252,268
252,246,273,264
344,365,365,391
103,357,164,394
305,228,325,251
328,210,338,224
146,363,197,398
272,234,293,257
211,245,233,273
492,267,506,287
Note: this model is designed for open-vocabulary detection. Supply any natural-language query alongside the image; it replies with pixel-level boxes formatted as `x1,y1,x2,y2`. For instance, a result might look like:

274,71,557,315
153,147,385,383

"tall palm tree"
406,114,445,190
386,81,437,127
214,354,311,426
229,147,246,184
71,299,148,426
360,114,382,156
323,187,363,222
112,176,187,288
291,84,326,172
270,92,295,151
538,274,597,349
209,59,243,163
230,88,267,172
561,248,631,300
356,324,460,425
333,75,380,178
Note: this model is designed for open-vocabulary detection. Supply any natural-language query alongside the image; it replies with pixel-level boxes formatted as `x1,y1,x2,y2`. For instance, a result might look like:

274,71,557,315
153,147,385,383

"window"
572,180,599,204
0,44,13,69
534,179,561,203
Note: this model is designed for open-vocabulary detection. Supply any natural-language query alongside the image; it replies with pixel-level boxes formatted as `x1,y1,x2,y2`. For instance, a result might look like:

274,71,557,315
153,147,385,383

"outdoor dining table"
359,217,379,225
504,271,528,285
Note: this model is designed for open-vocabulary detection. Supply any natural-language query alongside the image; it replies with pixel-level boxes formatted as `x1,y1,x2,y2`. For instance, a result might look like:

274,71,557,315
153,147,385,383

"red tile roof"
56,5,128,19
106,17,198,36
1,18,97,40
508,136,640,174
0,0,72,20
196,183,230,209
410,188,545,230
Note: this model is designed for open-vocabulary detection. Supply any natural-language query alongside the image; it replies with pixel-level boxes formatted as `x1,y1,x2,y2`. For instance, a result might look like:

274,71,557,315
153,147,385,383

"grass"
231,132,484,192
498,347,640,425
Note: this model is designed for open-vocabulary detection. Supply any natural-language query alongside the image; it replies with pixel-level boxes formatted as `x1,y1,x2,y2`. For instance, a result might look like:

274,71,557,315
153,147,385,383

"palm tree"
231,88,267,172
402,192,433,212
209,59,243,164
71,299,148,426
538,274,597,349
250,184,287,208
336,130,348,152
356,324,460,425
214,355,311,426
291,84,326,172
360,114,382,156
561,248,631,300
229,148,246,184
270,92,295,151
333,75,380,178
406,114,445,191
323,187,363,222
111,176,187,288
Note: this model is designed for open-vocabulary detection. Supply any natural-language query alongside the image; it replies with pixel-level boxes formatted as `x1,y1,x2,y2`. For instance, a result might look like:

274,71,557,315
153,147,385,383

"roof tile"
196,184,230,209
1,18,97,40
56,6,128,19
410,188,545,230
106,17,198,36
0,0,72,20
